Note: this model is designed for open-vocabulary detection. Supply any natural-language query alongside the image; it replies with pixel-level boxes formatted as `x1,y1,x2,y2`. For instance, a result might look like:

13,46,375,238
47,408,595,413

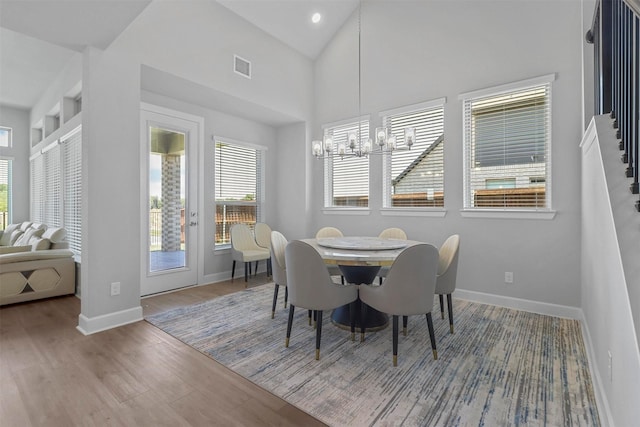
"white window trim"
458,74,556,101
322,207,370,216
460,74,556,217
379,97,447,119
321,115,371,131
380,98,446,213
380,208,446,218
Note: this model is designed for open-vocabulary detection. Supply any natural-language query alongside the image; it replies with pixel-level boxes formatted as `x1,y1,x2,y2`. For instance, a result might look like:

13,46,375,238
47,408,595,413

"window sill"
460,209,556,220
380,208,447,217
322,208,371,216
214,245,231,252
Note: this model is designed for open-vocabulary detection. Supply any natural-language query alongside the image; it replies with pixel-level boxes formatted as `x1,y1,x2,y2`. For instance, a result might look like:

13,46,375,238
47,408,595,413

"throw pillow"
42,227,67,243
9,230,24,245
0,223,20,246
14,228,45,246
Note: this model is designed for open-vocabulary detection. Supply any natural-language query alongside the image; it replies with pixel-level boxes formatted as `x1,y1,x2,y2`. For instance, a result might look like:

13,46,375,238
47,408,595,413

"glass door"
140,107,199,296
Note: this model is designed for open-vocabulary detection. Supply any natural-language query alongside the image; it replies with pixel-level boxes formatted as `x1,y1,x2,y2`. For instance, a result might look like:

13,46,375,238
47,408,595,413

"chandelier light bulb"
323,136,333,152
404,127,415,148
312,140,322,157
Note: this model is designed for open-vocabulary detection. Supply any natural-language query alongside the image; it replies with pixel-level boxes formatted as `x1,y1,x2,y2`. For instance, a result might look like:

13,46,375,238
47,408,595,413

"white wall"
0,106,30,222
580,115,640,427
75,0,315,330
312,0,585,307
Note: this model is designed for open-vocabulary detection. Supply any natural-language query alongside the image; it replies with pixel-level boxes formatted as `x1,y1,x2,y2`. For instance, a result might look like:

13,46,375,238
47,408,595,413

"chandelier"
311,1,415,159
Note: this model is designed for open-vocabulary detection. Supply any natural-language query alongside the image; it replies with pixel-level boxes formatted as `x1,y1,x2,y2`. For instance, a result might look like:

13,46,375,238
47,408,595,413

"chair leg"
315,310,323,360
271,284,279,319
285,305,295,347
244,262,249,283
254,261,259,276
439,294,445,319
308,309,312,325
447,294,454,334
426,312,437,360
379,276,382,285
402,315,408,336
341,276,344,285
392,315,399,367
360,301,367,342
349,301,356,341
231,260,236,280
267,258,272,277
284,287,288,308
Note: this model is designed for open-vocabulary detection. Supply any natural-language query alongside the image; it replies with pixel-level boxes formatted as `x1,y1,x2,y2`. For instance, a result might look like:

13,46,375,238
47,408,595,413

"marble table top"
301,237,421,267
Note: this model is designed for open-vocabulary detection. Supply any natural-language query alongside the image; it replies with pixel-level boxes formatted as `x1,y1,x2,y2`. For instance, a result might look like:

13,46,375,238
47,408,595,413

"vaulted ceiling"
0,0,359,110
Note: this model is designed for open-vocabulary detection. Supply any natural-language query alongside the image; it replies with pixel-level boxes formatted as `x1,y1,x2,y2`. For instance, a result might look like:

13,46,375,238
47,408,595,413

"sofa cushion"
19,222,32,232
9,230,24,245
41,227,66,244
0,245,31,255
0,224,21,246
14,228,45,246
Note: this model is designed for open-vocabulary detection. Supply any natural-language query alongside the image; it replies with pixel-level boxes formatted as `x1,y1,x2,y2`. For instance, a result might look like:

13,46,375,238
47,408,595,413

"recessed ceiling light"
311,12,321,24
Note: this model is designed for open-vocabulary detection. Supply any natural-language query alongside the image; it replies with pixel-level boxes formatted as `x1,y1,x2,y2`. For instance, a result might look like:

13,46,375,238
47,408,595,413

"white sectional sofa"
0,222,76,306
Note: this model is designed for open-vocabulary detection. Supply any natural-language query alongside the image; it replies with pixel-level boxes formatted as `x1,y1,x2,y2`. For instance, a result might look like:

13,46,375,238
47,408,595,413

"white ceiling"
0,0,358,110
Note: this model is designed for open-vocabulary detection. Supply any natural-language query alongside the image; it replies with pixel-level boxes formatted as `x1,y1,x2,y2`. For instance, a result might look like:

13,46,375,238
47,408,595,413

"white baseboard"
455,288,582,319
76,306,143,335
578,313,614,427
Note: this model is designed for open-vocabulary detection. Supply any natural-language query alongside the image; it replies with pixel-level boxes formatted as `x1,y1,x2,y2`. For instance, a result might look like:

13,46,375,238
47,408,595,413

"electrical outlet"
504,272,514,284
110,282,121,296
608,350,613,382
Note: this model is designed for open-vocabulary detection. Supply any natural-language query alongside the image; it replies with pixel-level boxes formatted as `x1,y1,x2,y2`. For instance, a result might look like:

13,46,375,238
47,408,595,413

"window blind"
463,82,551,209
0,159,11,228
324,119,369,207
30,155,45,223
62,127,82,256
382,105,444,207
214,140,263,245
44,144,62,227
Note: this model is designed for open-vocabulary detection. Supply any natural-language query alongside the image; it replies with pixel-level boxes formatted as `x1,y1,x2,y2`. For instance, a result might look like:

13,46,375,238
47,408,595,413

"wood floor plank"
0,275,324,426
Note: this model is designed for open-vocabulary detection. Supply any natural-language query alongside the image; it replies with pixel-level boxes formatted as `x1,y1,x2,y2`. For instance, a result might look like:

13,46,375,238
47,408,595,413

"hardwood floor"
0,275,326,426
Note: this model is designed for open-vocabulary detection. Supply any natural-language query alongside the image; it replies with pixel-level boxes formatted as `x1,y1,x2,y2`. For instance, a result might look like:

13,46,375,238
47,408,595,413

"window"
214,138,265,246
0,159,12,229
29,126,82,255
323,118,369,208
461,75,553,210
61,128,82,255
381,100,445,208
0,127,11,147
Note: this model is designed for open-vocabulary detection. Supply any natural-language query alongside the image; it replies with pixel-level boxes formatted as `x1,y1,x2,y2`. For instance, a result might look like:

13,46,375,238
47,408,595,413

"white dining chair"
254,222,272,277
436,234,460,334
315,227,344,284
270,230,288,318
230,224,270,284
359,243,440,366
376,227,408,285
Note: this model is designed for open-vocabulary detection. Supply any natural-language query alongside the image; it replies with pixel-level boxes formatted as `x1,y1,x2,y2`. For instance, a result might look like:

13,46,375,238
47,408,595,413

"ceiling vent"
234,55,251,79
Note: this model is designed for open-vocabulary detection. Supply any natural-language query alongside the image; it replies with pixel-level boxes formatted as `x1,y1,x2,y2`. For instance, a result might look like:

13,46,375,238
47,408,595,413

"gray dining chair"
359,243,440,366
230,224,271,284
376,227,408,285
436,234,460,334
284,240,358,360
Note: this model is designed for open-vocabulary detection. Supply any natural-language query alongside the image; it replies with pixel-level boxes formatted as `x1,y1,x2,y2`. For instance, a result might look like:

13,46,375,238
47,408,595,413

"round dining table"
301,237,423,331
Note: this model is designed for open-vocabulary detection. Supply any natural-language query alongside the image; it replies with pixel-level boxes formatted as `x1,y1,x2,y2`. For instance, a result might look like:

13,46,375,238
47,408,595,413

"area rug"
145,284,600,426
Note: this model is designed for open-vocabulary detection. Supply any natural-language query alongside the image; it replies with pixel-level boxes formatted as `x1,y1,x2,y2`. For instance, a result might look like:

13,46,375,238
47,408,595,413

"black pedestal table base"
331,265,389,331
